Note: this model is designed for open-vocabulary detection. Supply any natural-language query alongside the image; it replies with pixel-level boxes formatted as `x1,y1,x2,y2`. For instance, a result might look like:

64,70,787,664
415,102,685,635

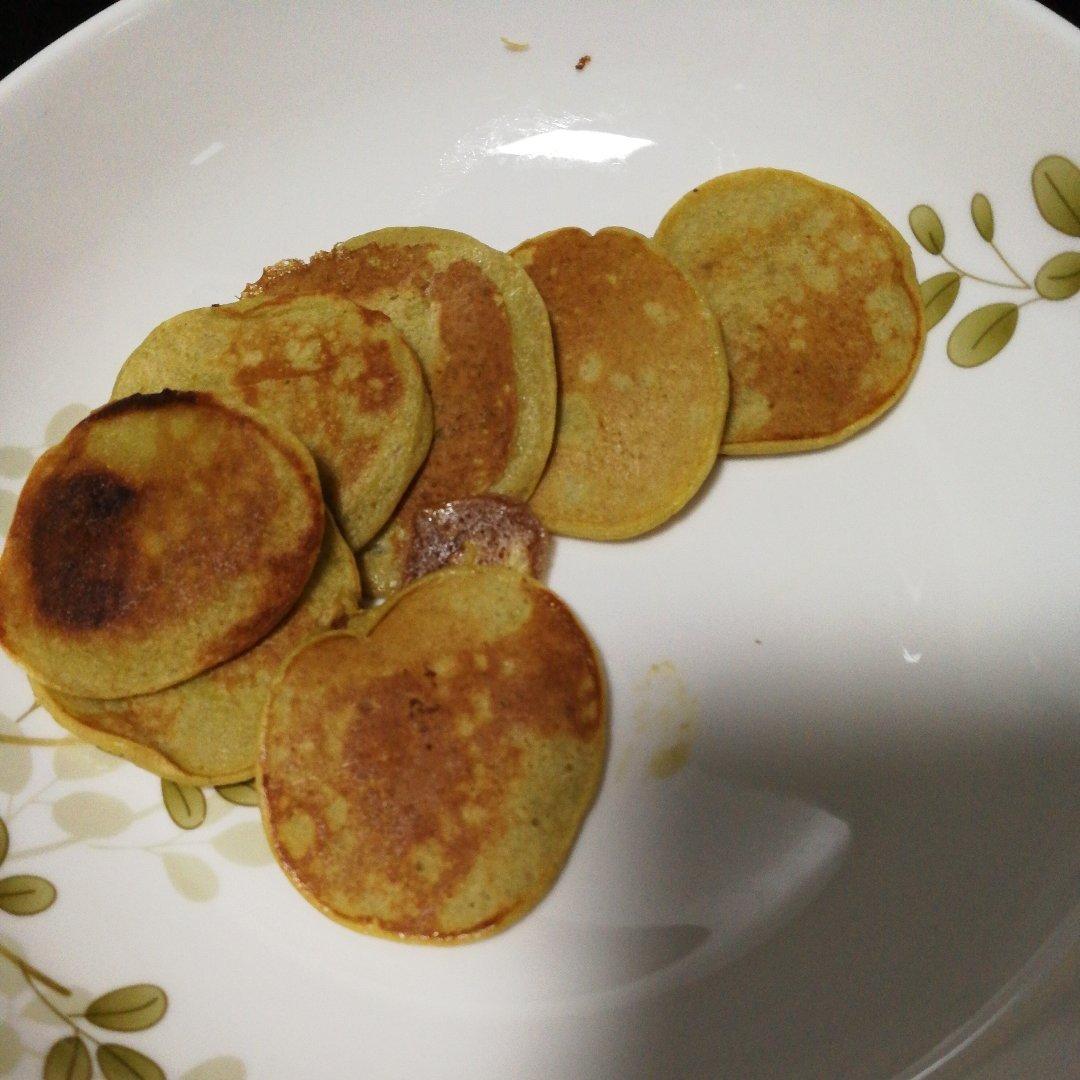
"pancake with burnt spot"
244,227,556,596
34,518,359,786
0,391,323,699
512,227,727,538
113,293,432,551
654,168,925,454
259,566,605,944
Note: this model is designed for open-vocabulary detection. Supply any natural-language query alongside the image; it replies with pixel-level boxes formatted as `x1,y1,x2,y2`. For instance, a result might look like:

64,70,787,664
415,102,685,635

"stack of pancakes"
0,168,924,943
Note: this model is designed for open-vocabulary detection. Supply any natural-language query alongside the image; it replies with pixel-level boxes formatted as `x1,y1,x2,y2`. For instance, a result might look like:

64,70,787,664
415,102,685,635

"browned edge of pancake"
256,566,608,945
32,676,255,787
0,389,325,699
511,225,728,538
657,169,926,456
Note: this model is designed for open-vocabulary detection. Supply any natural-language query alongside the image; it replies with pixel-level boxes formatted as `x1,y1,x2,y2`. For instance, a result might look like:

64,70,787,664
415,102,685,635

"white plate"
1,2,1078,1077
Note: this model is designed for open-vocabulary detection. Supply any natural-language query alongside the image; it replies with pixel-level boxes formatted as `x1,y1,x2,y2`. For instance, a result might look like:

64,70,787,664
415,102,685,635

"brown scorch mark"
28,470,137,629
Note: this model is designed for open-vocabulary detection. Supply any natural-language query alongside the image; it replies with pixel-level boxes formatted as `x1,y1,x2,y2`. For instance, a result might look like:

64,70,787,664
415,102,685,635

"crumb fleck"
754,638,762,645
575,54,592,71
501,37,529,52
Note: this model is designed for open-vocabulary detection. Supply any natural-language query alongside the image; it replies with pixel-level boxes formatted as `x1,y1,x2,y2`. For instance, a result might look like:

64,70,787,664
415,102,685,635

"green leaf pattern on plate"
0,1022,22,1075
20,994,69,1027
919,272,961,330
97,1044,166,1080
181,1056,248,1080
909,204,946,254
44,1035,93,1080
44,405,92,447
0,448,34,480
1031,155,1080,237
0,875,56,916
1034,251,1080,300
162,852,219,902
914,155,1078,365
0,491,13,539
162,780,208,830
52,793,135,839
970,193,994,242
211,821,273,866
53,742,123,780
947,303,1019,367
215,780,258,807
84,984,168,1033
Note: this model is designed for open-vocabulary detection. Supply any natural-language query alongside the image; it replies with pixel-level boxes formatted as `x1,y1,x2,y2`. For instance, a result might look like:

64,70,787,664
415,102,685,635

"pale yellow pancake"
655,168,925,453
512,227,727,538
34,518,359,786
244,227,556,596
113,293,432,551
259,566,605,943
0,391,323,699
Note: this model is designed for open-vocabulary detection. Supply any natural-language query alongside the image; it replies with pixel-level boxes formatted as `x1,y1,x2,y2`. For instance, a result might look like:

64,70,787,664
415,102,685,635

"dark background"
2,1,1079,78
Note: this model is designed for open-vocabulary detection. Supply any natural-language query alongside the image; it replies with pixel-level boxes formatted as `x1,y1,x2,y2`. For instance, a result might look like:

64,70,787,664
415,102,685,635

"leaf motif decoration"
44,405,92,447
0,491,14,539
162,853,219,902
909,204,946,254
84,984,168,1033
211,821,273,866
97,1044,166,1080
0,720,31,796
947,303,1020,368
162,780,207,830
0,874,57,915
919,272,961,330
0,1022,23,1075
970,193,994,242
44,1035,93,1080
1034,251,1080,300
1031,155,1080,237
0,945,24,997
215,780,258,807
180,1056,248,1080
20,994,68,1026
53,742,123,780
0,818,7,868
0,448,34,480
52,792,134,839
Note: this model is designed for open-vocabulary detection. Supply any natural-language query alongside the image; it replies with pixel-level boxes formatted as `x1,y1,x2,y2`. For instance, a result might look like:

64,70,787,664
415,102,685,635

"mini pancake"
245,227,556,596
0,390,323,699
113,293,432,551
33,519,359,786
511,227,727,538
259,566,605,943
654,168,925,454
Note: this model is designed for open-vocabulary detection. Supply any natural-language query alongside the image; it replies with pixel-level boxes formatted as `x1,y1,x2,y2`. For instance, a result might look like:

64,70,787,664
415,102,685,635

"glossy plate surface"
0,2,1077,1077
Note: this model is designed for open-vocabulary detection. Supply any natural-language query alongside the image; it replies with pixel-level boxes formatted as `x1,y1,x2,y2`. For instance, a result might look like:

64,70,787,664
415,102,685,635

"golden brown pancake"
244,226,556,596
0,391,323,699
113,293,432,551
259,566,605,943
511,227,727,538
654,168,925,454
33,519,359,786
